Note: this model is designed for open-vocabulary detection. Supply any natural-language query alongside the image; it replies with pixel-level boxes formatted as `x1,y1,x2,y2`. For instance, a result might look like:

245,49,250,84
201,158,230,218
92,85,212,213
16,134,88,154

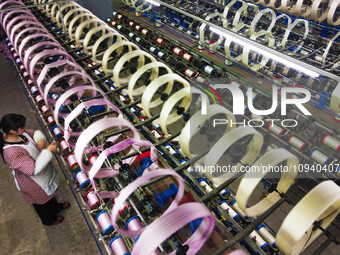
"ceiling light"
210,27,320,78
146,0,160,6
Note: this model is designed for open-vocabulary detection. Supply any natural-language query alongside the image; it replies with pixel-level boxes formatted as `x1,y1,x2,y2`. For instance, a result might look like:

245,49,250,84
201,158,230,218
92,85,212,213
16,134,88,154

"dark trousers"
33,197,63,225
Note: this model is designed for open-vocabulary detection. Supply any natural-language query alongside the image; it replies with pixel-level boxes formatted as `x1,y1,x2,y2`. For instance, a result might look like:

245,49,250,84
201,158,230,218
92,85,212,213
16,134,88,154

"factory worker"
0,113,70,225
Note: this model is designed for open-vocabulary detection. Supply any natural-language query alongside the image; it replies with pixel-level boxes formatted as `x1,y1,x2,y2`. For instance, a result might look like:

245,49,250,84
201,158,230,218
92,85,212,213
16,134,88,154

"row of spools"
40,2,340,255
0,0,216,255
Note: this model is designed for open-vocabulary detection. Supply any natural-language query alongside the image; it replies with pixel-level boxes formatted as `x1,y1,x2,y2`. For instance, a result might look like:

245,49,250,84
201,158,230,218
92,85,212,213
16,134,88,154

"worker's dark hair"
0,114,26,160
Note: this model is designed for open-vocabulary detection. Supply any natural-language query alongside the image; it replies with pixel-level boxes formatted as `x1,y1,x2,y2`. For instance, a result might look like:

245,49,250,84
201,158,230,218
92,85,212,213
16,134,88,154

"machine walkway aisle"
0,51,100,255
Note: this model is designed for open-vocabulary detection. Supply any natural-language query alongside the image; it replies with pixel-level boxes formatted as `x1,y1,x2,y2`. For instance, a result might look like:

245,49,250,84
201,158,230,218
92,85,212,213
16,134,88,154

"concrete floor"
0,51,101,255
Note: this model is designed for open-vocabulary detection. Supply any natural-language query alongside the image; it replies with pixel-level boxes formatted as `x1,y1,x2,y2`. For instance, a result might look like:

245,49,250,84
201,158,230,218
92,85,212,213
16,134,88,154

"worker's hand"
47,140,58,153
37,140,46,151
